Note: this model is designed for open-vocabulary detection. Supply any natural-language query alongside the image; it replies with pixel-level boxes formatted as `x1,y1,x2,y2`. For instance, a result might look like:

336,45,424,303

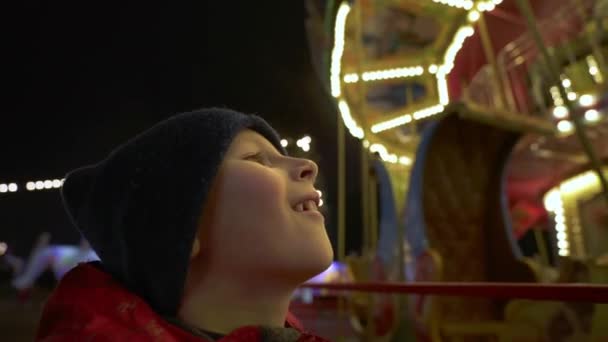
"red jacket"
36,263,329,342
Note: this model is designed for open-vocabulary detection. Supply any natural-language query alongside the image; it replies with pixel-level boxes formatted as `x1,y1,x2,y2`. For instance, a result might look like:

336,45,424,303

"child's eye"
245,152,271,166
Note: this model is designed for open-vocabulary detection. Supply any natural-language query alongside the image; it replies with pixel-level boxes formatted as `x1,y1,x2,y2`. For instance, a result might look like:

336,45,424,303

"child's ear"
190,238,201,259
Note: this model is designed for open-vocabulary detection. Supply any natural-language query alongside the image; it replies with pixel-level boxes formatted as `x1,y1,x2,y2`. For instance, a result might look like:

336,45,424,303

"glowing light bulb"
467,10,480,22
585,109,600,122
557,120,573,133
35,181,44,190
52,179,63,188
280,139,288,147
8,183,18,192
44,180,53,189
552,106,569,119
578,94,595,107
26,182,36,191
0,184,7,193
399,156,412,165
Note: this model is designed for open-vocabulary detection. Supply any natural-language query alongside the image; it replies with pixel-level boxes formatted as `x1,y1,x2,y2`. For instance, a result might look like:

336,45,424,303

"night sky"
2,1,365,256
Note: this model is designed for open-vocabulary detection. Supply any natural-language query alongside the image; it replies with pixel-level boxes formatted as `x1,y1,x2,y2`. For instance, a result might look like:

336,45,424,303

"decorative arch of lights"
543,168,608,258
331,0,503,165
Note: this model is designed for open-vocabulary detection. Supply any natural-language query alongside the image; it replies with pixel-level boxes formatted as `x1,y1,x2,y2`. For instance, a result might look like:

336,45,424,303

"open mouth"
293,199,319,213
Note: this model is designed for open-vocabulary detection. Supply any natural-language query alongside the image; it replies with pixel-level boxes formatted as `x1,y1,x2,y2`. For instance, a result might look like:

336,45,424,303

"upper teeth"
295,200,317,212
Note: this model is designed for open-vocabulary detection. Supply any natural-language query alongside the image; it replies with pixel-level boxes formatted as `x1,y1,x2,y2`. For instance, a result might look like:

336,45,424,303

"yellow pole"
478,12,510,111
361,145,370,254
338,106,346,263
369,169,379,251
515,0,608,207
573,0,608,81
533,228,550,267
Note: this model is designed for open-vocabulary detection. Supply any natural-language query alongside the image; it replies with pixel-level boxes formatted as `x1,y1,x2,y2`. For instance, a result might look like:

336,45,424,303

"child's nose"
293,158,318,182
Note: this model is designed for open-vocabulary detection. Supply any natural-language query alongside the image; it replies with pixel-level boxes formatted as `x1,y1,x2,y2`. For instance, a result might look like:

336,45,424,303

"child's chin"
301,249,334,278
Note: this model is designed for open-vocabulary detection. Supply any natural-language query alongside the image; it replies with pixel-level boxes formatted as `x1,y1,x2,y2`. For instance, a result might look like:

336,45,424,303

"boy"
36,108,333,341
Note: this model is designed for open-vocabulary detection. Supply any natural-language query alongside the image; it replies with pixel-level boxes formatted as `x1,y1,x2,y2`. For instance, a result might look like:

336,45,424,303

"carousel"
298,0,608,340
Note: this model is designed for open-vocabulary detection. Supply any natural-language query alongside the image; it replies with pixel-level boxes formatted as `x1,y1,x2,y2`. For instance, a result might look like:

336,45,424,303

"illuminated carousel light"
561,78,571,88
399,156,412,165
337,100,364,139
371,115,412,133
586,55,603,83
557,120,573,133
584,109,600,122
567,92,577,101
368,103,458,130
26,182,36,191
330,3,351,98
478,2,496,11
552,106,569,119
361,66,424,81
589,66,599,76
280,139,288,147
52,179,63,188
428,64,438,74
0,184,7,193
44,180,53,189
343,73,359,83
433,0,474,10
578,94,595,107
467,10,480,22
8,183,18,192
35,181,44,190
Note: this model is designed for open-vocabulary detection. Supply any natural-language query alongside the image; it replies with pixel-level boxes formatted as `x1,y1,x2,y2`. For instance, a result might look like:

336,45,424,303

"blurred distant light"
434,0,474,10
585,109,600,122
589,66,599,75
44,180,53,189
467,10,480,22
552,106,569,119
399,156,412,165
52,179,63,188
578,94,595,107
557,120,574,133
0,184,7,193
280,139,288,147
561,78,571,88
302,145,311,152
567,92,577,101
35,181,44,190
26,182,36,191
343,74,359,83
0,242,7,256
318,198,324,207
8,183,18,192
428,64,438,74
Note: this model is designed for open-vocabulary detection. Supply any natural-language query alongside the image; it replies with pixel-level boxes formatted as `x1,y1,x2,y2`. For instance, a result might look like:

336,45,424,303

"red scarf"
36,263,329,341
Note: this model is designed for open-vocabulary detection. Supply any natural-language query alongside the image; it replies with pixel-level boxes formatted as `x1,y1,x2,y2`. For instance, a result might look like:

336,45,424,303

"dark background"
1,1,366,257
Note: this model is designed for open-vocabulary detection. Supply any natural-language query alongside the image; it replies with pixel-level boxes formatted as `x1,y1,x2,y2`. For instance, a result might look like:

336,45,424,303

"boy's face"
196,129,333,283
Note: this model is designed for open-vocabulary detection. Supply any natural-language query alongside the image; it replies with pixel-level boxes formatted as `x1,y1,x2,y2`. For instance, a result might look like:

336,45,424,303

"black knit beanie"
61,108,286,316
